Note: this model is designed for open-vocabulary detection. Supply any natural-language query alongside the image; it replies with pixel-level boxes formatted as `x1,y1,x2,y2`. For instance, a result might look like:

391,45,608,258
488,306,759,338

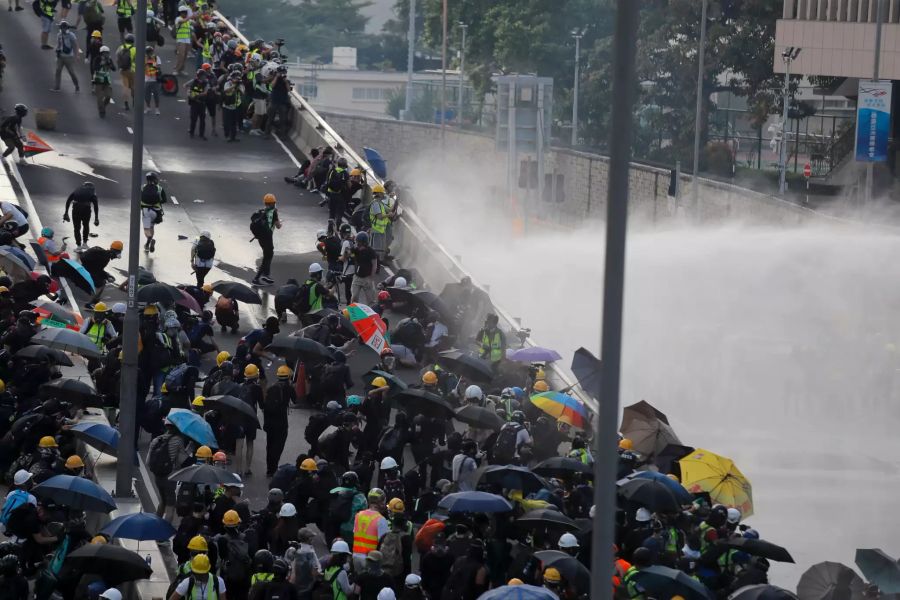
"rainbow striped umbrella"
346,302,389,354
529,391,588,428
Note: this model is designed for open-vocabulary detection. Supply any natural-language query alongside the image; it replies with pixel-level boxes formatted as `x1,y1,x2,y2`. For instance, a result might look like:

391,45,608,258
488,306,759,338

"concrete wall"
321,111,842,228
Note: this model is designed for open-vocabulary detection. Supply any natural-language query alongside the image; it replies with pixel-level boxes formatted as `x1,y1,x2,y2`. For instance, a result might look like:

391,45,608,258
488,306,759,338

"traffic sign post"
803,162,811,205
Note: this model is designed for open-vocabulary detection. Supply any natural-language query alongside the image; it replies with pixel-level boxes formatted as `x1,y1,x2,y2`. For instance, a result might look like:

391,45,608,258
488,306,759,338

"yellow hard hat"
192,396,205,408
299,458,318,471
372,376,387,388
223,509,241,526
263,193,276,204
533,380,549,392
535,367,546,381
341,308,350,319
0,287,8,294
508,578,524,586
216,351,231,366
93,302,108,313
202,284,213,293
65,455,84,469
191,554,211,574
618,438,633,450
39,436,58,448
372,183,385,194
187,535,209,552
91,30,102,38
276,365,292,379
422,371,438,385
244,363,259,378
161,382,168,394
543,567,562,583
143,305,159,316
91,535,108,544
0,379,6,394
672,597,686,600
350,168,362,176
110,240,124,251
387,498,405,514
195,445,213,459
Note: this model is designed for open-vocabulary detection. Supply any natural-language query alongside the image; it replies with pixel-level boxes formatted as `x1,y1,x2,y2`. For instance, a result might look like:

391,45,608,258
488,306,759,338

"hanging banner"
856,80,893,162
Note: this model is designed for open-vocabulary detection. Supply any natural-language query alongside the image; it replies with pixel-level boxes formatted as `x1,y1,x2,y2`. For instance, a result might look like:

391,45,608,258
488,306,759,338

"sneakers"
144,108,150,114
155,108,160,115
17,157,26,166
41,44,53,50
251,277,262,286
248,129,263,136
260,276,274,284
149,238,155,253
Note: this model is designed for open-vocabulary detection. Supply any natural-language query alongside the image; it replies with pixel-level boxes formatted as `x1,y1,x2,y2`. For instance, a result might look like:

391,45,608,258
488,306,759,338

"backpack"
316,425,340,458
147,434,174,477
31,0,41,17
5,501,36,538
292,282,313,314
164,364,197,395
326,168,348,193
174,481,197,517
0,490,29,526
222,535,251,583
493,423,522,463
312,568,339,600
376,427,402,461
116,45,132,70
196,237,216,260
57,31,73,55
250,209,269,239
327,489,355,525
384,478,404,505
305,413,328,448
379,530,404,577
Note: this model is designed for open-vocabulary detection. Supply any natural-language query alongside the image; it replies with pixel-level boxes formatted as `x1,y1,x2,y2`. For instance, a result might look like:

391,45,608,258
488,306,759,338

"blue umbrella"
438,491,513,514
100,512,176,541
33,474,117,513
506,346,563,363
478,584,559,600
628,470,693,504
52,258,96,294
70,422,119,454
363,147,387,179
166,409,218,448
5,245,35,270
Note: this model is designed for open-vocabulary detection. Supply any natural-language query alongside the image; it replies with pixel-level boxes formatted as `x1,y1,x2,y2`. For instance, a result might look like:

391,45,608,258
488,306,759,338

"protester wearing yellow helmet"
173,536,211,579
533,380,550,393
371,376,388,388
422,371,438,386
170,554,225,600
38,436,57,448
80,300,116,354
195,446,213,462
192,396,205,410
216,351,231,366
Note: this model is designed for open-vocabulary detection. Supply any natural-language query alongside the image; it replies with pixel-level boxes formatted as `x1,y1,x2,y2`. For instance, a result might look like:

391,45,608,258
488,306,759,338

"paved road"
0,10,390,507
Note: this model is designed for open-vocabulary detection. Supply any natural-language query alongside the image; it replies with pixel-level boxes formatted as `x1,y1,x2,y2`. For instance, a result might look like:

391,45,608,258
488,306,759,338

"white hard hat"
145,9,154,17
380,456,398,470
558,532,580,549
224,474,244,489
726,507,742,524
589,505,596,518
330,539,350,554
99,45,110,53
465,384,483,400
13,469,32,486
405,574,422,588
316,229,326,239
635,507,652,522
377,588,396,600
394,276,407,288
100,589,122,600
308,262,323,274
278,502,297,518
112,302,127,315
200,230,211,239
165,318,180,329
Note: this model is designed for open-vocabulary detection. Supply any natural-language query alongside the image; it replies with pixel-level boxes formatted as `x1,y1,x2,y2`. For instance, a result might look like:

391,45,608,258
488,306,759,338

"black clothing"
354,246,378,278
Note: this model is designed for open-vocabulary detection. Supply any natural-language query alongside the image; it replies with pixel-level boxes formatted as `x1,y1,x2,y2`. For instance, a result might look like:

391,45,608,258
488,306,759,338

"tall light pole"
439,0,447,141
571,29,583,146
865,0,884,205
690,0,708,212
403,0,416,119
457,22,467,125
779,46,801,194
116,0,148,498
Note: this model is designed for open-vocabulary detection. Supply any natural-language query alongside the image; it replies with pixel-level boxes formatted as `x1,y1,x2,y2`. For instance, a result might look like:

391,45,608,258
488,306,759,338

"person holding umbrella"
80,241,123,308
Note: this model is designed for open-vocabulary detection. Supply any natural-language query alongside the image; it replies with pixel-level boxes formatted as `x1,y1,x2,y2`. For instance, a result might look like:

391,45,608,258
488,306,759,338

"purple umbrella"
506,346,563,363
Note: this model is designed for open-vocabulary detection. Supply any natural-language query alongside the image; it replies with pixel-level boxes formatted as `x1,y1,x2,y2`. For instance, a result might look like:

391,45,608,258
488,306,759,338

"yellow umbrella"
678,448,753,517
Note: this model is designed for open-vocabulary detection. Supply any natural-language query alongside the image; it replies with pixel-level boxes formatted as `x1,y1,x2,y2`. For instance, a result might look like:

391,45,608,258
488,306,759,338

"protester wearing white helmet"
393,276,408,289
278,502,297,518
99,589,122,600
405,574,422,588
380,456,398,471
464,384,483,404
300,262,331,314
726,507,742,526
559,532,580,550
377,588,396,600
324,540,354,599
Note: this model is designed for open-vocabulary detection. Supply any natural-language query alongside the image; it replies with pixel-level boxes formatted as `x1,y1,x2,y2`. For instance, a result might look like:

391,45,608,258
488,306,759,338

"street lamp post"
690,0,708,213
440,0,447,142
458,22,467,125
779,46,801,194
404,0,416,118
571,29,583,147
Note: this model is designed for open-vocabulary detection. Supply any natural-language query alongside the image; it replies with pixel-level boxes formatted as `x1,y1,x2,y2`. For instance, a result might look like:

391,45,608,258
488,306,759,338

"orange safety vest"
37,236,61,262
351,509,384,554
612,558,632,589
145,59,160,79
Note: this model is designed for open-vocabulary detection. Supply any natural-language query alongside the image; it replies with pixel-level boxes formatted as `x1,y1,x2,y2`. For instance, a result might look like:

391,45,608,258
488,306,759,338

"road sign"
803,163,811,178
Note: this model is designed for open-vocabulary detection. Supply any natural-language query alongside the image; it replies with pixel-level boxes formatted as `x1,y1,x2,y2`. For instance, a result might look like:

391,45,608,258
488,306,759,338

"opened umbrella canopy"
363,369,408,392
533,550,591,594
204,395,260,428
516,508,578,532
436,349,494,382
23,131,53,158
478,585,559,600
100,512,176,541
137,282,183,306
797,562,865,600
33,474,117,513
32,327,102,359
854,549,900,594
211,281,262,304
62,544,152,585
346,303,389,354
654,443,696,477
267,335,334,363
617,477,682,513
51,258,96,294
621,400,682,458
166,408,218,448
533,456,593,478
385,288,455,324
627,470,693,504
438,491,513,513
454,403,505,431
729,585,798,600
529,391,588,429
477,464,548,495
0,247,33,281
571,346,602,401
169,463,243,485
633,565,714,600
506,346,563,363
393,388,454,418
40,378,100,406
679,448,753,517
69,421,119,454
31,299,81,327
175,288,202,313
15,344,74,366
725,537,794,563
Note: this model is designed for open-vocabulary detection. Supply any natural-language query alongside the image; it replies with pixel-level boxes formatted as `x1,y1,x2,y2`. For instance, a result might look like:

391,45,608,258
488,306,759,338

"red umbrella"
23,131,53,158
176,288,201,313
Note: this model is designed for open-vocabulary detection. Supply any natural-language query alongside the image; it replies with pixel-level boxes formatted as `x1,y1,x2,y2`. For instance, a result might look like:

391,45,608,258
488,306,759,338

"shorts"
252,98,266,116
41,15,54,33
141,207,159,229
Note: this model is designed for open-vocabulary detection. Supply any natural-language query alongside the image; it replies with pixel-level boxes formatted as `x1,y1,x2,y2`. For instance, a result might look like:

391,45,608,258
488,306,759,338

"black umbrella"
571,346,602,401
516,508,578,532
32,328,102,359
29,241,49,270
387,287,455,323
533,456,593,478
308,308,355,335
725,538,794,563
15,344,74,366
654,443,696,477
363,369,408,392
136,282,183,306
61,543,152,585
634,565,714,600
454,404,504,431
617,478,682,513
168,463,243,485
204,395,261,428
9,413,43,438
267,335,334,363
393,388,454,418
212,280,262,304
797,562,865,600
729,585,798,600
40,378,100,406
477,464,548,495
854,549,900,593
32,475,117,513
437,349,494,382
50,259,96,294
534,550,590,593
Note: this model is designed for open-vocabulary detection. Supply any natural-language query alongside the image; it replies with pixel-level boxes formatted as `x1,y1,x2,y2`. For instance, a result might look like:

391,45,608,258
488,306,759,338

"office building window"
299,83,318,99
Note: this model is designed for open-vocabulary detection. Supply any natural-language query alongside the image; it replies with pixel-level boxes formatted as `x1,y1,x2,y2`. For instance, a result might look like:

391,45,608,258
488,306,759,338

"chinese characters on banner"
856,80,893,162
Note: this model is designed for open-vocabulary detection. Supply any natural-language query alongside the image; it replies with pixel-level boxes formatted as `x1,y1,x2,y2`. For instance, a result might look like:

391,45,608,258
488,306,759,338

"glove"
63,214,70,222
94,219,99,226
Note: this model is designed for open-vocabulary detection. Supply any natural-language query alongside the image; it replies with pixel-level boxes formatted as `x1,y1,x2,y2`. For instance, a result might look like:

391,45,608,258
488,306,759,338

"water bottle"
145,553,152,566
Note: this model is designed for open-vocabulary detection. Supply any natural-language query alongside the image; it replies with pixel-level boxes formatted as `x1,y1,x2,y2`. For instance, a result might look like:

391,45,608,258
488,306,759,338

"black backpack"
292,282,313,314
250,209,269,239
493,423,522,463
196,237,216,260
221,534,251,583
377,427,403,461
327,489,355,525
304,413,328,448
116,45,132,70
5,501,36,538
147,434,174,476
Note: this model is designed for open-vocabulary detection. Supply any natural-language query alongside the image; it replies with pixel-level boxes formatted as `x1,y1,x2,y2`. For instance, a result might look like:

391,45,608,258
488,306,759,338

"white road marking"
272,133,302,168
126,126,133,135
170,195,179,205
